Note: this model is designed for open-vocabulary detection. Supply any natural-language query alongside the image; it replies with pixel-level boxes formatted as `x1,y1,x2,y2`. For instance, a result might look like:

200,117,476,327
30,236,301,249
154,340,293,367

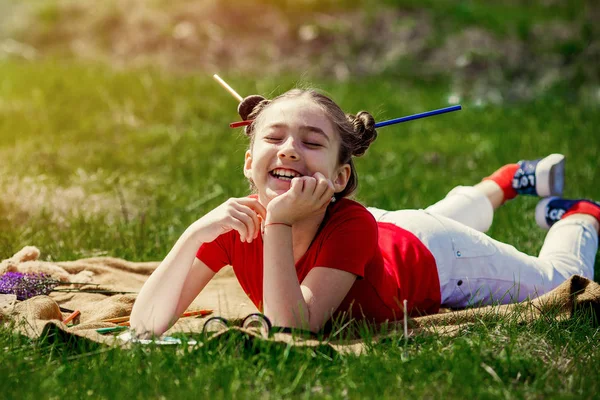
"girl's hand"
193,197,267,243
266,172,335,225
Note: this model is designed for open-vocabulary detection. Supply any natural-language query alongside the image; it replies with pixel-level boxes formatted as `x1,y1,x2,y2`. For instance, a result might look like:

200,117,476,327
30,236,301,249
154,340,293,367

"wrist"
264,214,293,226
263,221,292,229
185,220,214,243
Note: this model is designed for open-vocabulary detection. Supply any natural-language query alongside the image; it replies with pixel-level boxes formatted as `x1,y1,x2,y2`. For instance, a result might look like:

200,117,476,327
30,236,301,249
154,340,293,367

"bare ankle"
474,181,505,210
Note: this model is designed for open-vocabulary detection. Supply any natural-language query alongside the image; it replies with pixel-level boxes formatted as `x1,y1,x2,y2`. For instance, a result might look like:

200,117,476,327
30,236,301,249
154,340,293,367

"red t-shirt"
196,198,441,323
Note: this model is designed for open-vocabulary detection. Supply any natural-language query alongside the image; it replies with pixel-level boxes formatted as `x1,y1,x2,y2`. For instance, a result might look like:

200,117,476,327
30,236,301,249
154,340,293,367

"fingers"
229,208,254,242
313,172,335,205
264,173,336,226
226,198,264,242
290,176,305,195
289,174,333,206
290,175,319,196
227,214,250,242
233,203,261,241
301,175,317,195
237,197,267,219
235,197,266,241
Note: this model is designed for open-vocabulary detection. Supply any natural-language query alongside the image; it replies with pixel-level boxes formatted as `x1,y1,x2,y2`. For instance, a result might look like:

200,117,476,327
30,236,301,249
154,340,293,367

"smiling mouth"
269,168,303,181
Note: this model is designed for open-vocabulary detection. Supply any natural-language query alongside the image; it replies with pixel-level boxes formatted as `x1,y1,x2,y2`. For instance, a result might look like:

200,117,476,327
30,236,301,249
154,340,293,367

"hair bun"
349,111,377,157
237,95,266,121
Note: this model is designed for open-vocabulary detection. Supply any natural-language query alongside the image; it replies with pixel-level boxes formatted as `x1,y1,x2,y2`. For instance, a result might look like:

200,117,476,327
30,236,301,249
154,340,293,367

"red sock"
563,201,600,224
482,164,519,201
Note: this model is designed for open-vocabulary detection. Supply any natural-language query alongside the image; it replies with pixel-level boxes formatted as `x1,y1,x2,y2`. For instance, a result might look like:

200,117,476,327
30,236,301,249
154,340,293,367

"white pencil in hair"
212,74,244,102
403,299,408,346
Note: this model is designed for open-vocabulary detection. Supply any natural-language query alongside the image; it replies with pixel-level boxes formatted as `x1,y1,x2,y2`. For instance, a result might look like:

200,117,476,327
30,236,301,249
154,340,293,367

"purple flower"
0,272,59,300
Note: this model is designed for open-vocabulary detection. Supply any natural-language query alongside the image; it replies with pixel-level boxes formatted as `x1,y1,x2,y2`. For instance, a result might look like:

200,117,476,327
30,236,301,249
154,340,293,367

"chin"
264,189,286,200
260,188,286,202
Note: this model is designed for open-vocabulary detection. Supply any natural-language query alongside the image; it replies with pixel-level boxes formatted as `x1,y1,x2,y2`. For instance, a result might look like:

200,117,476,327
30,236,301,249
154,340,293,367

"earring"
330,196,336,203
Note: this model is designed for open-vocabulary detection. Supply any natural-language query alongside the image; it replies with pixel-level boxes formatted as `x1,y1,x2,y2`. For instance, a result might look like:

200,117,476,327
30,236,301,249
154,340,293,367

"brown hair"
238,89,377,200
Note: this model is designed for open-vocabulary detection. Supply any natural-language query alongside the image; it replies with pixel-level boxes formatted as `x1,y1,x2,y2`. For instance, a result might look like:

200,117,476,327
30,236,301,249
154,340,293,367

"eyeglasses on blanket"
202,313,319,339
203,313,273,338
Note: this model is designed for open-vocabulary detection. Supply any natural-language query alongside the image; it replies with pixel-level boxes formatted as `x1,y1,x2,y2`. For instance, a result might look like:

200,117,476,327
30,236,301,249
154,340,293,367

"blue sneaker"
513,154,565,197
535,197,600,229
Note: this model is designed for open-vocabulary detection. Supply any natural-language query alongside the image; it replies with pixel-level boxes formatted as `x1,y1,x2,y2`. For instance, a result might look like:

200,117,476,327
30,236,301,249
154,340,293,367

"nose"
277,137,299,160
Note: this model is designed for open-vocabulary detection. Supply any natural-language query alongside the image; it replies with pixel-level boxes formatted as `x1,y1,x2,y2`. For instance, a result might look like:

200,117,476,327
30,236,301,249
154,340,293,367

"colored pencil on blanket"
179,309,214,318
96,326,128,334
101,309,213,324
117,309,215,327
101,315,131,324
62,310,80,324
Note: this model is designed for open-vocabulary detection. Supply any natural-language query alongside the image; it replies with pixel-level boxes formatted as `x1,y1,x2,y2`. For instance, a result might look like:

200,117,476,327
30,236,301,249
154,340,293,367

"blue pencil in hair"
374,105,462,128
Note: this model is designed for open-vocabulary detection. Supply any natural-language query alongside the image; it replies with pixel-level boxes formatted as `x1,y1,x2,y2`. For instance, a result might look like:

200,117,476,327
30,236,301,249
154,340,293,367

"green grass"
1,58,600,398
1,59,598,261
2,312,600,398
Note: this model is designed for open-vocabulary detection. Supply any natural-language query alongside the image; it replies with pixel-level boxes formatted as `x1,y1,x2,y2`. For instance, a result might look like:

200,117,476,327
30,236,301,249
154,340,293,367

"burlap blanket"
1,246,599,355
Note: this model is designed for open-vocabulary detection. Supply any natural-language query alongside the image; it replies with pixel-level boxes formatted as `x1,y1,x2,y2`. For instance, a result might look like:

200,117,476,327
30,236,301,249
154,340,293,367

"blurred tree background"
2,0,599,105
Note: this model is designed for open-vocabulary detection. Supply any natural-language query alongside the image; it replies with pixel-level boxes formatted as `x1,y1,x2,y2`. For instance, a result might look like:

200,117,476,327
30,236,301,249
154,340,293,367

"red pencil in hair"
229,120,254,128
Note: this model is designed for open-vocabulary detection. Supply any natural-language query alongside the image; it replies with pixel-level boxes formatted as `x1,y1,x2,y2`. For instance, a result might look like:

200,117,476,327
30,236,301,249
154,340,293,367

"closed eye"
304,142,323,148
264,136,282,142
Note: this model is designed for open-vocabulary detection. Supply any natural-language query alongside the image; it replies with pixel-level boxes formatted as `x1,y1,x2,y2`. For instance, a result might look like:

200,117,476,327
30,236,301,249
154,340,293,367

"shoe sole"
535,196,556,230
535,154,565,197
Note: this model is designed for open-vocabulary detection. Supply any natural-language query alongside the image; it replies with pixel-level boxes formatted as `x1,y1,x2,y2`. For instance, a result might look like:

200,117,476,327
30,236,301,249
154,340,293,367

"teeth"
271,168,301,178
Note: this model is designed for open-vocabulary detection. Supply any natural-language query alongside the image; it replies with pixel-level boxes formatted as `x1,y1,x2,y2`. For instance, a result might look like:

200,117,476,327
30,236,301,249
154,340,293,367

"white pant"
368,186,599,308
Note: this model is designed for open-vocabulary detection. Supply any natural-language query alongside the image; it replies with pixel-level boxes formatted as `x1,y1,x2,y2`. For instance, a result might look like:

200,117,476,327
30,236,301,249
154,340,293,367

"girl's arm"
129,225,211,337
263,224,356,332
130,197,266,338
299,267,357,330
173,258,216,317
263,173,356,332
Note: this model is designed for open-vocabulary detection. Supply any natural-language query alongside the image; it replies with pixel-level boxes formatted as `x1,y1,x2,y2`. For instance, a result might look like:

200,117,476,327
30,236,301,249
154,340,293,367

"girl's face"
244,97,351,206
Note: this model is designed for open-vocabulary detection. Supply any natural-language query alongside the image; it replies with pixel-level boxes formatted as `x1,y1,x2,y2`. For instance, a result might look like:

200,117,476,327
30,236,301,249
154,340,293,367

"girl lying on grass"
130,89,600,337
